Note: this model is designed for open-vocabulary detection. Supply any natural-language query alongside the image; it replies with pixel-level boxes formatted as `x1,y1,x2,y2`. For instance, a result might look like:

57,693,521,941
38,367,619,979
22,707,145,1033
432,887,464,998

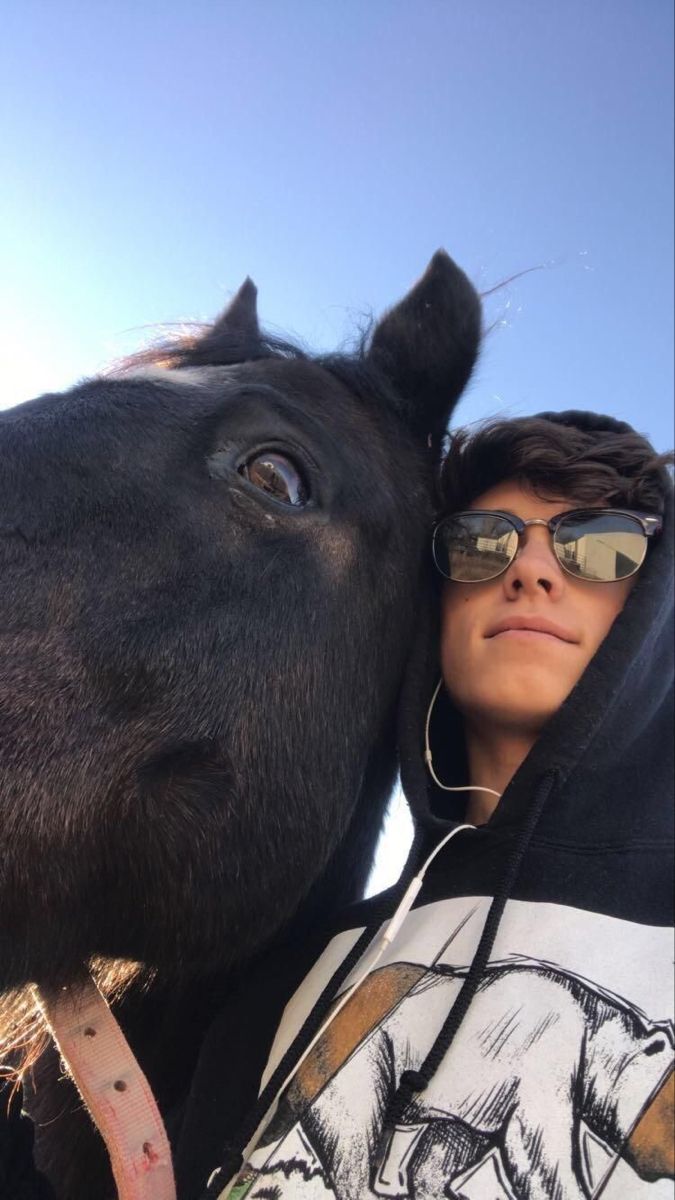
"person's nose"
502,526,566,598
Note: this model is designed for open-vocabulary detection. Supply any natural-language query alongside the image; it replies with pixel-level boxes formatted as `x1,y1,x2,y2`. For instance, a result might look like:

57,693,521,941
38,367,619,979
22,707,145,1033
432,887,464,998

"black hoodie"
190,412,674,1200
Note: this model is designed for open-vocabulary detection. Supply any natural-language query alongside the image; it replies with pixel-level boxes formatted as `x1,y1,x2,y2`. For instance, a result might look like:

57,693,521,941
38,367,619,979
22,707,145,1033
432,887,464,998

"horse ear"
212,277,260,338
366,250,482,438
185,278,260,365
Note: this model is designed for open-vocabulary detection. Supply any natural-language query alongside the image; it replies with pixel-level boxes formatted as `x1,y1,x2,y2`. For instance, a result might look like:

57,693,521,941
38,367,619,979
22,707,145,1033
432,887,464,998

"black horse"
0,251,481,1198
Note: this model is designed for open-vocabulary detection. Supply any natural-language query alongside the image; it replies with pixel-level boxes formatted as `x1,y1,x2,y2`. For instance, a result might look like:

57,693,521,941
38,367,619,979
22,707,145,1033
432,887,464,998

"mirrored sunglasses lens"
435,515,517,581
554,514,646,581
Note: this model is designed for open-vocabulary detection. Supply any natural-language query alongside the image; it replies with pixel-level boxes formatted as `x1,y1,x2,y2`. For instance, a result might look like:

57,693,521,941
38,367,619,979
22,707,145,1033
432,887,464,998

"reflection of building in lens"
557,533,639,580
615,549,637,577
450,519,516,580
466,533,512,579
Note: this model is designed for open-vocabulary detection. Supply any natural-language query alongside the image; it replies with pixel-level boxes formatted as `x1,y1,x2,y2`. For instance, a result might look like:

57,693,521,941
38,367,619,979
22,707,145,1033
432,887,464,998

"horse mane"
0,959,148,1089
113,324,307,372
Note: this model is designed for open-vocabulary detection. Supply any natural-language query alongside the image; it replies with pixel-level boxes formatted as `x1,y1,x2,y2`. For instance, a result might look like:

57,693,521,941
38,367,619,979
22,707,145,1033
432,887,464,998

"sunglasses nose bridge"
508,520,564,576
512,517,557,555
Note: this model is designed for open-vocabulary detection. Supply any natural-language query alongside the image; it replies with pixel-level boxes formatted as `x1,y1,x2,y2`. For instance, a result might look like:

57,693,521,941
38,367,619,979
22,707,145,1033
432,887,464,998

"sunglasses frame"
432,507,662,584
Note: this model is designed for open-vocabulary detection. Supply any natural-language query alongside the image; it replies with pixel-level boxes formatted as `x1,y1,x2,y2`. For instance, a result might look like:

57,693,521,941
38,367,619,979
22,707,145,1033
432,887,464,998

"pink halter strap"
38,976,177,1200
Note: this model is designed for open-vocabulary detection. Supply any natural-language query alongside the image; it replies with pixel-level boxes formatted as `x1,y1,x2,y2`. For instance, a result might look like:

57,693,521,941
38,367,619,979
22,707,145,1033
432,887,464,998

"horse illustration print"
237,955,675,1200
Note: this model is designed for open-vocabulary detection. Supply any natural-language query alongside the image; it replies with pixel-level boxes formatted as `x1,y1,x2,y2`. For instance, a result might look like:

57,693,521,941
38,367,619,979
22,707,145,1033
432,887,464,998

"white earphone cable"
424,677,501,797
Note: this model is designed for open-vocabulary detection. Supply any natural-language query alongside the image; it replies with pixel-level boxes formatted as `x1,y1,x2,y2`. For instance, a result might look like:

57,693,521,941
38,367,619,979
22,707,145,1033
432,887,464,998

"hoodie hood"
400,409,674,854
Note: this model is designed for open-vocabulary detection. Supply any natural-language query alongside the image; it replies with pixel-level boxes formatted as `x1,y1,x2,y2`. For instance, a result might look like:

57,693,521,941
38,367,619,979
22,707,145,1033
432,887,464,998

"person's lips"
485,615,579,643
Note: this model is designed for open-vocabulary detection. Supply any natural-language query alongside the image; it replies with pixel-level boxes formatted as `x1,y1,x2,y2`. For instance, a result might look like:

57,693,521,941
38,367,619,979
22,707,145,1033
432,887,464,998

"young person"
199,410,674,1200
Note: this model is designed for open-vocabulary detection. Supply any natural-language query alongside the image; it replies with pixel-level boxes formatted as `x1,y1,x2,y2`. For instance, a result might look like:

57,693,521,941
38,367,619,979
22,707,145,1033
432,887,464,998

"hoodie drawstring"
381,768,558,1133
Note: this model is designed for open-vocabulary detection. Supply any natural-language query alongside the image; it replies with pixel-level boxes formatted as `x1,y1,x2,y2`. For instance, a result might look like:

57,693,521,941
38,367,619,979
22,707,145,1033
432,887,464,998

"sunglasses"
432,508,662,584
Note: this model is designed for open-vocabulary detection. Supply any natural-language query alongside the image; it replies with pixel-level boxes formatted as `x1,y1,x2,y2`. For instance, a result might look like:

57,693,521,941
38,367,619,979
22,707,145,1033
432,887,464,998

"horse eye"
239,452,309,507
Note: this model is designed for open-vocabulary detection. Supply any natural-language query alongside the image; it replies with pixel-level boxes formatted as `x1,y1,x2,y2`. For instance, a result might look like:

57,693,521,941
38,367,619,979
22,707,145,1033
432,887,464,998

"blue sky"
1,1,673,451
1,2,672,890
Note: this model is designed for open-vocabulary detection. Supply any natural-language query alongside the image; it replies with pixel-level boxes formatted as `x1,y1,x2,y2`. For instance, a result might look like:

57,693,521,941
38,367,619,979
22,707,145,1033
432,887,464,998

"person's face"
440,480,636,737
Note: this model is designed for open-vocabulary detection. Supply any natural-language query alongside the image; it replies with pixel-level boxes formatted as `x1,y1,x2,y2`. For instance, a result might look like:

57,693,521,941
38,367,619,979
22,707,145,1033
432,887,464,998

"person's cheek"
442,614,474,697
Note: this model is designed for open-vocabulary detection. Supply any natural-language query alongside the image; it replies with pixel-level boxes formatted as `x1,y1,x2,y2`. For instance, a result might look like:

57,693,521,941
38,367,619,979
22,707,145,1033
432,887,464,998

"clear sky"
1,1,673,452
1,3,672,890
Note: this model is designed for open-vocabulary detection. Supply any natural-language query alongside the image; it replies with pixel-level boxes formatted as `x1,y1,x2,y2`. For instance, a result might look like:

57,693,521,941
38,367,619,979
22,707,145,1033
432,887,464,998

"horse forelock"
108,319,430,449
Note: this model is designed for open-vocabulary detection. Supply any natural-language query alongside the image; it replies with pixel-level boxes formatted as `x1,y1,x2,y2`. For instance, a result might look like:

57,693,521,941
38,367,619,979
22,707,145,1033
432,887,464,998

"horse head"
0,251,480,993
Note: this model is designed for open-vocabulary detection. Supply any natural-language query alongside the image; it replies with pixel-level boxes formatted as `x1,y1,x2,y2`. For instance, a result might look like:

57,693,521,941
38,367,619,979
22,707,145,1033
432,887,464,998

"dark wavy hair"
439,412,674,515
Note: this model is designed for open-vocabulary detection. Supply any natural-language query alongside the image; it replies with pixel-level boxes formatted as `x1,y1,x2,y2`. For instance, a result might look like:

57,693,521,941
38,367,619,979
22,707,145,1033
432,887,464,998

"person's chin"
474,674,574,731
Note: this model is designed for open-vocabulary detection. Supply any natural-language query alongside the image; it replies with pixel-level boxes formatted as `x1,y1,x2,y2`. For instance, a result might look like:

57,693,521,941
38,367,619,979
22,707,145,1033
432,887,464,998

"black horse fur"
0,251,481,1197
